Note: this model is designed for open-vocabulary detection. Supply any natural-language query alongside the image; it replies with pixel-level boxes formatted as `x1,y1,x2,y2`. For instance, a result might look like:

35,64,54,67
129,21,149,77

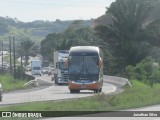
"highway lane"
0,74,117,106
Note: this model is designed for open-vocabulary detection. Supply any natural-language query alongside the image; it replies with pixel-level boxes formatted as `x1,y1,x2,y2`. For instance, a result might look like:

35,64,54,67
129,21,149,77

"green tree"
17,38,39,67
95,0,159,74
125,57,160,85
40,20,98,61
0,22,8,34
40,33,63,61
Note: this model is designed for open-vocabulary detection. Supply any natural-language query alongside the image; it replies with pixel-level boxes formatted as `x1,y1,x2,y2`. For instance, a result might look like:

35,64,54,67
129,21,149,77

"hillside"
0,17,94,43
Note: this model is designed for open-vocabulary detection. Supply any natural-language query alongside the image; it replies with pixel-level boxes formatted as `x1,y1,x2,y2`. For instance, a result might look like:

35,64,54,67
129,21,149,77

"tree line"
40,0,160,84
40,20,98,61
95,0,160,84
10,0,160,85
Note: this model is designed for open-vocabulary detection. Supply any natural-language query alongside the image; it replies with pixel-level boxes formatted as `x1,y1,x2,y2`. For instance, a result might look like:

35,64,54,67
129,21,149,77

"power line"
0,0,107,8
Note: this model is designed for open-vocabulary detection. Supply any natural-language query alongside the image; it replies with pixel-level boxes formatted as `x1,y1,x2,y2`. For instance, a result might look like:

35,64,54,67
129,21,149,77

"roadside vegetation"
0,74,28,92
125,57,160,85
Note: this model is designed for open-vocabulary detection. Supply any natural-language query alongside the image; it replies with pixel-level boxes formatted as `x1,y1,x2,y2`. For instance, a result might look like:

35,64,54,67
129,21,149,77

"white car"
48,68,54,76
41,67,49,74
26,66,31,71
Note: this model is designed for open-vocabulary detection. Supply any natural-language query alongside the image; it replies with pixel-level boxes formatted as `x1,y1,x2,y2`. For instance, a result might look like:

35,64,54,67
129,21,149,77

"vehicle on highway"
41,67,49,74
0,83,3,101
68,46,103,93
26,65,31,71
54,50,69,84
0,62,9,72
48,67,54,76
31,60,41,76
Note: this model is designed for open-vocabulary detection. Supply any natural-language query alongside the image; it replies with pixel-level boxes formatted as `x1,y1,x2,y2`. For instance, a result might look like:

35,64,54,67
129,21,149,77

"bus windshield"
33,67,41,70
69,56,99,80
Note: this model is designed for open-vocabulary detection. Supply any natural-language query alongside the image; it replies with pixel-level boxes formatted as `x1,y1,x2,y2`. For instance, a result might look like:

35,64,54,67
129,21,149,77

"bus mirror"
98,57,102,67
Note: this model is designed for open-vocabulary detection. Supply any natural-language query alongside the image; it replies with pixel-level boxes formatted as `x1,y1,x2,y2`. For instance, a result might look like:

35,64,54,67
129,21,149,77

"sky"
0,0,116,22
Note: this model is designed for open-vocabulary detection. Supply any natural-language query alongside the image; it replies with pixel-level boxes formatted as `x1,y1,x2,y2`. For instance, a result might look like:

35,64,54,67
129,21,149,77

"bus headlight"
71,81,75,83
92,81,96,83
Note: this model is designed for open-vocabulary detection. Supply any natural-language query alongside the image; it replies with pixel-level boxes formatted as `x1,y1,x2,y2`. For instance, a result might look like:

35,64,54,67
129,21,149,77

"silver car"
41,67,49,75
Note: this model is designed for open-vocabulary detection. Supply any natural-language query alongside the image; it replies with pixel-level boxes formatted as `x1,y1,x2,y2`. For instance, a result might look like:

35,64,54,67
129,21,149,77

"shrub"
149,70,160,86
125,57,160,85
15,65,26,80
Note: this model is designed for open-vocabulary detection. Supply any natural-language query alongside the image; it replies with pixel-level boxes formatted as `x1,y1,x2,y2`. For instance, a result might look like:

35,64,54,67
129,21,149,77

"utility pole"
1,42,3,73
9,36,12,74
13,36,16,79
21,39,23,79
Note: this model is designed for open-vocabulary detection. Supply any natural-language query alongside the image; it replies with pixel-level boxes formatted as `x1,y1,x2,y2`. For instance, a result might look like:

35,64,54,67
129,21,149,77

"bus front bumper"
68,81,101,90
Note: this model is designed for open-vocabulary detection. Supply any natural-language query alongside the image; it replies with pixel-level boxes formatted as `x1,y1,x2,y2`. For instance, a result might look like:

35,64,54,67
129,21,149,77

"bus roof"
55,50,69,53
69,46,99,56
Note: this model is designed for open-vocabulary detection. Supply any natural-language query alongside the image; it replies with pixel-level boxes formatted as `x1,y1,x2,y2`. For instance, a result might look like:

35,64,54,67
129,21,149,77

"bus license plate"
81,85,86,89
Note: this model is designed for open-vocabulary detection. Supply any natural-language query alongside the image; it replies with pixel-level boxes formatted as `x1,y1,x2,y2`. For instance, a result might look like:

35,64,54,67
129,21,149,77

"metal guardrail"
23,74,39,87
104,75,132,87
23,78,39,87
23,74,131,88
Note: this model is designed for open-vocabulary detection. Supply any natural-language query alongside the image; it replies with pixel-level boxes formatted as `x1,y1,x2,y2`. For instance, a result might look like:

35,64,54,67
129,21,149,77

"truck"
54,50,69,84
41,56,49,67
31,60,41,76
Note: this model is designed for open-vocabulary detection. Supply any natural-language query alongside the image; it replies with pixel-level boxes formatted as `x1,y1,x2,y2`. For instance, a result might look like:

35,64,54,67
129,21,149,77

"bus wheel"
94,90,98,93
94,89,101,93
99,88,102,93
70,89,74,93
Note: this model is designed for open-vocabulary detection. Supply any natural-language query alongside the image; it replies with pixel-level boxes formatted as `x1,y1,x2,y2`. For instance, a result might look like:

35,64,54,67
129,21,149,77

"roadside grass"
0,74,28,92
1,80,160,115
106,80,160,110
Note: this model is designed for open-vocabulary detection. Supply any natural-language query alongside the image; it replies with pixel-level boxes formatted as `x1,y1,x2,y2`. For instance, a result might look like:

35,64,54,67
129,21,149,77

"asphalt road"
0,74,117,106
